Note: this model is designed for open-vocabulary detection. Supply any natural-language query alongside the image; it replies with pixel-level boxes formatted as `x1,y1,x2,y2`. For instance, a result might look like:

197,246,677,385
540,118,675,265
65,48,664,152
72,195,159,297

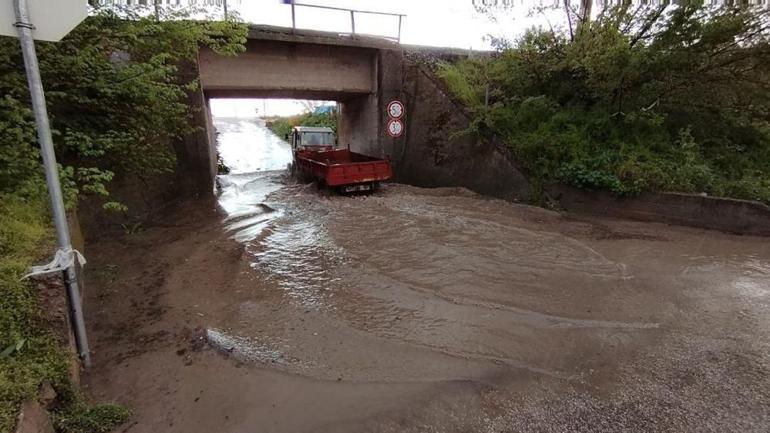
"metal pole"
350,10,355,35
13,0,92,368
397,15,402,43
223,0,228,21
291,3,296,32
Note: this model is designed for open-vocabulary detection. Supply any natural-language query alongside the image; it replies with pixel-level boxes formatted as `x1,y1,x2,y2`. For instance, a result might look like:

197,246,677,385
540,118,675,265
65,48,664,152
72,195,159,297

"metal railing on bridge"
287,2,406,43
90,1,406,43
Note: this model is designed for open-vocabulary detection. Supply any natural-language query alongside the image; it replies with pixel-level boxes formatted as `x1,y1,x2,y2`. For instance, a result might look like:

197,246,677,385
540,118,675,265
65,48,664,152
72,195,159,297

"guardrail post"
291,3,296,32
350,10,355,35
397,15,402,42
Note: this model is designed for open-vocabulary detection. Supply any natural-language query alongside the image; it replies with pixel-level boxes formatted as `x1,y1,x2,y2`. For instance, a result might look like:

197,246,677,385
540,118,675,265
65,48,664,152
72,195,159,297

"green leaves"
441,4,770,203
0,11,247,209
0,339,26,360
267,111,339,141
0,13,247,431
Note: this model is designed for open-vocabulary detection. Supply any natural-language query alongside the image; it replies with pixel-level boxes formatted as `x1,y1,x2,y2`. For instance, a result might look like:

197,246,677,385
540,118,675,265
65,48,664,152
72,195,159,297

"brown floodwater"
84,117,770,432
211,118,769,429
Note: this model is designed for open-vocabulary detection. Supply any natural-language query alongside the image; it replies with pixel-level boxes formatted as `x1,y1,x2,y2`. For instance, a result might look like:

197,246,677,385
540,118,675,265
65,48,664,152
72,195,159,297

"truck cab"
290,126,336,152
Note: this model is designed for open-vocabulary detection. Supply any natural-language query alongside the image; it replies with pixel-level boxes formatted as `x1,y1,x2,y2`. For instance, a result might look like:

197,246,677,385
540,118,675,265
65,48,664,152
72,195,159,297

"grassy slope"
0,194,129,433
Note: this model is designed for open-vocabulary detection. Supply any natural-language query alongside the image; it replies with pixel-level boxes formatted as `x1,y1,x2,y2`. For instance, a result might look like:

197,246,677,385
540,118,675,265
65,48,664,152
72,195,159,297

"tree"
439,3,770,202
0,10,247,208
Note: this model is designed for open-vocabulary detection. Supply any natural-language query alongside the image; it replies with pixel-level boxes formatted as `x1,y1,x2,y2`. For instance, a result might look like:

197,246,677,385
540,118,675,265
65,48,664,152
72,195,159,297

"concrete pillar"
176,60,217,196
376,49,406,165
338,94,379,156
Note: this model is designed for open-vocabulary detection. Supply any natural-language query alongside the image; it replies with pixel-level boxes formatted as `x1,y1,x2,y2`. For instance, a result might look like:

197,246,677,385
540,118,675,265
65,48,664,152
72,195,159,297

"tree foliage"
0,10,247,209
266,110,338,143
439,2,770,202
0,10,246,432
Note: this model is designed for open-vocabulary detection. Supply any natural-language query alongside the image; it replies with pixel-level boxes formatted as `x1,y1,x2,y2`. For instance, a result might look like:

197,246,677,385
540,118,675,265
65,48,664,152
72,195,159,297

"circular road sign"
387,119,404,137
387,100,405,119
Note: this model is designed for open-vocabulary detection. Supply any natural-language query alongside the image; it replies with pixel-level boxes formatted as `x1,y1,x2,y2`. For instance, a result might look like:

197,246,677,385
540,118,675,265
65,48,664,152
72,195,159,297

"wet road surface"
84,117,770,432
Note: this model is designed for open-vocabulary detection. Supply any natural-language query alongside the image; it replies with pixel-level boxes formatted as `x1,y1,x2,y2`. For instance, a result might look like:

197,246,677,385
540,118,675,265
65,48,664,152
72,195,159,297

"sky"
230,0,569,49
211,0,569,118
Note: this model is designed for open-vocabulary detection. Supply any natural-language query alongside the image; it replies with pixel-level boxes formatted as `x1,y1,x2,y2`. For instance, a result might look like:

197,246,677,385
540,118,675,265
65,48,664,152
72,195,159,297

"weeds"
54,400,131,433
0,194,128,433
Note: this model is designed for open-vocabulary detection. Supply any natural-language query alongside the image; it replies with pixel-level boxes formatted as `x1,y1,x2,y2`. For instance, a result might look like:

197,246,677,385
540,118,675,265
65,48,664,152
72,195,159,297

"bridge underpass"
191,31,390,189
178,25,531,203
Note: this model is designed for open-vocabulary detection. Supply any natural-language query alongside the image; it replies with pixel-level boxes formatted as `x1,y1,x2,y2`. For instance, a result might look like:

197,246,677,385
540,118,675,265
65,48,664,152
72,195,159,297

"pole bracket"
12,21,35,30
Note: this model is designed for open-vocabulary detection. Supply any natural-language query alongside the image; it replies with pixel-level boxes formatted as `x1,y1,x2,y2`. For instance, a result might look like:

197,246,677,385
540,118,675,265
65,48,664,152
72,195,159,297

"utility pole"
223,0,228,20
11,0,91,367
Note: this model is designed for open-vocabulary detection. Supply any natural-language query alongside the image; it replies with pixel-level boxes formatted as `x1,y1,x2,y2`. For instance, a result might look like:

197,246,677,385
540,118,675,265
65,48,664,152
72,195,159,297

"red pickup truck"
289,126,392,193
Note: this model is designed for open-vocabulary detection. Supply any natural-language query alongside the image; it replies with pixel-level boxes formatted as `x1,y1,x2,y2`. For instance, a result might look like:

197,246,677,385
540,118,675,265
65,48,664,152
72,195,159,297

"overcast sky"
231,0,568,48
211,0,565,118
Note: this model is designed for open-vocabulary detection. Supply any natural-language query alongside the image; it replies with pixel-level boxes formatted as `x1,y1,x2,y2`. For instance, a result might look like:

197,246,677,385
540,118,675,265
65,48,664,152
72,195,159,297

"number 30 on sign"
387,119,404,137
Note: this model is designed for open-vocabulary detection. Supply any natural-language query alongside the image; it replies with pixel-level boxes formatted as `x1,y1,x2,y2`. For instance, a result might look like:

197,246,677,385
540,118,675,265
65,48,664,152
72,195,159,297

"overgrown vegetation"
439,2,770,202
266,111,338,142
0,194,67,433
0,10,246,209
0,7,246,432
54,400,131,433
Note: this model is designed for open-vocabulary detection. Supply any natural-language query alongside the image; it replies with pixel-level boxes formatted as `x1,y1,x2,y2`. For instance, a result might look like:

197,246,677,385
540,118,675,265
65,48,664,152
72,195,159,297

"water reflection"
208,116,770,385
215,117,290,240
215,117,292,174
214,117,342,308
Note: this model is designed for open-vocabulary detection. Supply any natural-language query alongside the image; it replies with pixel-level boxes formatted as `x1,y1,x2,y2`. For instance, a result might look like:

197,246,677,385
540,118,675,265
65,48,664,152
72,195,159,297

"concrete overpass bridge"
180,24,530,203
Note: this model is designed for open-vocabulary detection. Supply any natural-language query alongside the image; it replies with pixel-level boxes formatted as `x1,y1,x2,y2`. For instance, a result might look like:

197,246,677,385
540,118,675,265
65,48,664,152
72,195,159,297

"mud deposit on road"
84,118,769,432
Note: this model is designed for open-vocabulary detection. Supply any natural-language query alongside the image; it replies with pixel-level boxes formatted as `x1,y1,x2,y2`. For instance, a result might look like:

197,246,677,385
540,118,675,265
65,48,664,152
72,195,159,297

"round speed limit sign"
387,100,405,119
387,119,404,137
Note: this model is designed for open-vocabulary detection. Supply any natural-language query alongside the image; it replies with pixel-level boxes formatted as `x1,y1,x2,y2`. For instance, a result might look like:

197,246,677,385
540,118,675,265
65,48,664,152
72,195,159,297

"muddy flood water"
84,117,770,432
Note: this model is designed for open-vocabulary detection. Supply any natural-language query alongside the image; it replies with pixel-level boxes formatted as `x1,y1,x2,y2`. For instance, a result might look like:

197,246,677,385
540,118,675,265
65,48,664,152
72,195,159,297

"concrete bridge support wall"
338,48,405,161
177,60,217,196
385,55,531,202
337,94,379,155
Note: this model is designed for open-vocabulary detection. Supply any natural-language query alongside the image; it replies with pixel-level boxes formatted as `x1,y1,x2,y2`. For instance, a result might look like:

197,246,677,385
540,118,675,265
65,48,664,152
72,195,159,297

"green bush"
266,111,338,142
0,11,247,209
439,3,770,203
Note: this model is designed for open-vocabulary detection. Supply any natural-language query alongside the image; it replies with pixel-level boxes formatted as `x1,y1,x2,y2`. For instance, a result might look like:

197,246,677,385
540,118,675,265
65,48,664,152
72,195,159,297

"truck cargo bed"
294,149,392,189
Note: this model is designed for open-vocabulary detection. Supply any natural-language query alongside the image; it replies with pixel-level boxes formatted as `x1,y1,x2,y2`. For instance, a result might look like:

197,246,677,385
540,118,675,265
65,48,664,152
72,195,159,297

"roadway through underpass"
84,116,770,433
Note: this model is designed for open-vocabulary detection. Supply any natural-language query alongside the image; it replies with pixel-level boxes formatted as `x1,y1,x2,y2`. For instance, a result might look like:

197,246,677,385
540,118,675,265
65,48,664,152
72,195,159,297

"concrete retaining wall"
549,185,770,236
177,59,217,196
393,58,531,202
